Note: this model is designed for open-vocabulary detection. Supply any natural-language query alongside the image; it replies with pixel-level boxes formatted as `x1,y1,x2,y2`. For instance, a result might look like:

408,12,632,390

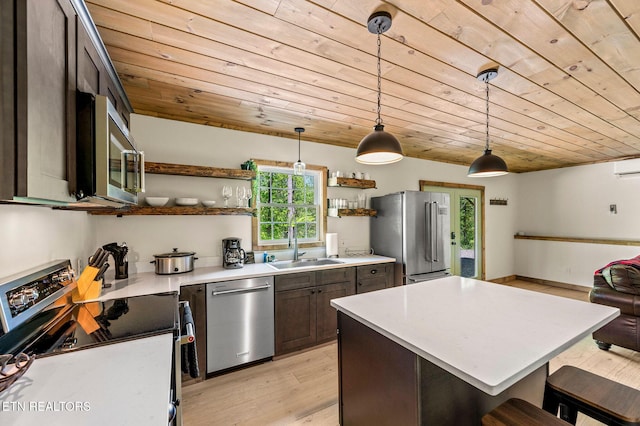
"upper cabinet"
1,0,77,203
0,0,132,204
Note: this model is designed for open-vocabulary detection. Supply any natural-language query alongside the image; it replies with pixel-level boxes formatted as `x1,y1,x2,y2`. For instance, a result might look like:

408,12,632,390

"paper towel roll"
326,233,339,257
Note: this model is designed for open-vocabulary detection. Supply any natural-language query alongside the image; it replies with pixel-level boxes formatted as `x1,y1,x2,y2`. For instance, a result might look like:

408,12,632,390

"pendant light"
355,11,403,165
468,68,508,177
293,127,306,176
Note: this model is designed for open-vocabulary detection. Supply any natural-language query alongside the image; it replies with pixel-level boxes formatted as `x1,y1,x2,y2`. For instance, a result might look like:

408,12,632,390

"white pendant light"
468,68,508,177
293,127,306,176
356,11,403,165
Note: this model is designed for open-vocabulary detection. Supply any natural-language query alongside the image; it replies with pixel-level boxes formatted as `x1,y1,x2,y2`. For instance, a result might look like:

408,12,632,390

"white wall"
515,162,640,287
90,114,520,277
0,205,93,277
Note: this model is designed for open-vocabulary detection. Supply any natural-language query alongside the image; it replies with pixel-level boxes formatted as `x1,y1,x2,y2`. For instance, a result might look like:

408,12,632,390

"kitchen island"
330,276,619,425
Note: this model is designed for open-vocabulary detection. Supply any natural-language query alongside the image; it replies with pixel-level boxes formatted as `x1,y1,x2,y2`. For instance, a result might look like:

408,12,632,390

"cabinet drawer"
275,271,316,292
317,267,355,285
356,264,390,278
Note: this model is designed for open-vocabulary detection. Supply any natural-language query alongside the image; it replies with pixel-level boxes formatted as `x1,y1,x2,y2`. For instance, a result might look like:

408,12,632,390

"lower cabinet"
275,268,355,356
179,284,207,385
356,263,394,293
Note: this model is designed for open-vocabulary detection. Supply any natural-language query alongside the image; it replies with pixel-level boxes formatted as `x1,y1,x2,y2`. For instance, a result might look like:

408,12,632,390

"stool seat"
482,398,569,425
543,365,640,425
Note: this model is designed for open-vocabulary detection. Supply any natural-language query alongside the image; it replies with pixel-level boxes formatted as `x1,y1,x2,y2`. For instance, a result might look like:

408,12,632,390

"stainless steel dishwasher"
206,276,274,374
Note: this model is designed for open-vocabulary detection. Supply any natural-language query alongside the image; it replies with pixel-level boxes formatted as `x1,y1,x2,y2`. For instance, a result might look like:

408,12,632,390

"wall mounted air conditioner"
614,158,640,176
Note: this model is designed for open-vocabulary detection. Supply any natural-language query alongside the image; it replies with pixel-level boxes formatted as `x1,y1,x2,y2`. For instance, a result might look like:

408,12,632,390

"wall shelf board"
145,161,255,180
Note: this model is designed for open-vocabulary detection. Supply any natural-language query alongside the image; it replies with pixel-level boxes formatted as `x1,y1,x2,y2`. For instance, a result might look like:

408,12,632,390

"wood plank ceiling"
86,0,640,173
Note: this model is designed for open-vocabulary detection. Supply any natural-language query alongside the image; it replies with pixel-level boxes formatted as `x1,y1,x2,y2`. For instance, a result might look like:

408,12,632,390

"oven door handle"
179,301,195,345
211,283,271,296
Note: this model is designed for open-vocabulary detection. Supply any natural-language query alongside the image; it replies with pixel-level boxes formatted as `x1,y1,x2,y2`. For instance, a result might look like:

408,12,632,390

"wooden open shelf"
514,234,640,247
328,208,377,218
89,206,255,216
327,176,376,189
145,161,255,180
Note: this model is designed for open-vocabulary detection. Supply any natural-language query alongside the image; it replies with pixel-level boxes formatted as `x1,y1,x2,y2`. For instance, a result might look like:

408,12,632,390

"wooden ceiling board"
86,0,640,172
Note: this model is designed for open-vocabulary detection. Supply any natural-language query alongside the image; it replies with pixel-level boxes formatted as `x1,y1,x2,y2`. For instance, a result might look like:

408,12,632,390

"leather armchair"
589,259,640,351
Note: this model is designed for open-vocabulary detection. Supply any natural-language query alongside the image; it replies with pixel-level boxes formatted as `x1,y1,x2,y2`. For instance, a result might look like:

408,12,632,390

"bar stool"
543,365,640,425
482,398,570,425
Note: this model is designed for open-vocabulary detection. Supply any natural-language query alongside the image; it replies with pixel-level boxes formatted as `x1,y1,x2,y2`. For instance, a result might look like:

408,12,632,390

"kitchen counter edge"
94,256,395,300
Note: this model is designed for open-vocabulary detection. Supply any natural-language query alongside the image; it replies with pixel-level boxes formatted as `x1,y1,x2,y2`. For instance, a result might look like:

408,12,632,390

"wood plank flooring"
181,280,640,425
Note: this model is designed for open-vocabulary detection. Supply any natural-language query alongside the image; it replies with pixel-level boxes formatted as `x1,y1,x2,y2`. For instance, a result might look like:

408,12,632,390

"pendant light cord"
376,27,382,126
485,77,490,151
297,131,301,162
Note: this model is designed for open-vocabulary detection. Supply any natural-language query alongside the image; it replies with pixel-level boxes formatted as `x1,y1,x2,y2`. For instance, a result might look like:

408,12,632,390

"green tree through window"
257,166,320,245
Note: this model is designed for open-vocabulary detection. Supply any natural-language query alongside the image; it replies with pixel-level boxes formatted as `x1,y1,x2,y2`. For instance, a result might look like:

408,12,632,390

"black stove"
0,260,179,358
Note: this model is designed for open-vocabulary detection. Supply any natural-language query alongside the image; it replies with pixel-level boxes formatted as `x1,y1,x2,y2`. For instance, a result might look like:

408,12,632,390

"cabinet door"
316,281,355,343
9,0,77,201
179,284,206,385
275,287,316,355
77,19,108,97
356,264,393,294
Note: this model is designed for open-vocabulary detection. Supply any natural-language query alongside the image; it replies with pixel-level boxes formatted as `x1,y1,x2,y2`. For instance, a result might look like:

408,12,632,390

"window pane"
259,173,271,187
272,207,289,224
260,206,272,222
260,223,272,241
259,188,270,203
273,223,289,240
307,223,317,238
272,173,288,188
272,189,288,204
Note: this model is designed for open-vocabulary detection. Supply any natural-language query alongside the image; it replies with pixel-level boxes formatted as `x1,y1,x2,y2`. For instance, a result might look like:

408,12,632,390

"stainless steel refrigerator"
370,191,451,285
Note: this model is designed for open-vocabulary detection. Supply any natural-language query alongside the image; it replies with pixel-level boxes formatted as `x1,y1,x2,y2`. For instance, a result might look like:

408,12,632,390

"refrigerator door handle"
432,201,440,262
424,201,439,263
425,202,431,262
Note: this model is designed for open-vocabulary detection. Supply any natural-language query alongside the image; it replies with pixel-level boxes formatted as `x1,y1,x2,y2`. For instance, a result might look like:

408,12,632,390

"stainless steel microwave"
76,93,144,206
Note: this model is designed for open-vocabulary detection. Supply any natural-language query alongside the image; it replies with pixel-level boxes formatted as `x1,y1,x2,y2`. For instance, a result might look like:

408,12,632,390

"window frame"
251,159,327,252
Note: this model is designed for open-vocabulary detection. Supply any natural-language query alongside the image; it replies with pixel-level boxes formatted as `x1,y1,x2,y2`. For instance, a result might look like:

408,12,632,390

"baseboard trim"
488,275,590,293
488,275,517,284
516,275,590,293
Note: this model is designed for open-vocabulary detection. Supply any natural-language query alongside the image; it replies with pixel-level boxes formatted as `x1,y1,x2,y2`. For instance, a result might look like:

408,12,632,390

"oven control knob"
61,337,77,349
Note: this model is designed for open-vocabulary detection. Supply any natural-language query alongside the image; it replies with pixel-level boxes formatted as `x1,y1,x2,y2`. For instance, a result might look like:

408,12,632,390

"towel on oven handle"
181,304,200,378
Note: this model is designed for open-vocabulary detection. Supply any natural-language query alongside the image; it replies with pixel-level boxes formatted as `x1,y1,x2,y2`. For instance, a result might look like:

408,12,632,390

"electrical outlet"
610,204,617,214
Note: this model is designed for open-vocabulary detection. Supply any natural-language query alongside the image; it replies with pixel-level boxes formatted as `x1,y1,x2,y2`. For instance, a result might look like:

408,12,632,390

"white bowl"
176,197,199,206
145,197,170,207
202,200,217,207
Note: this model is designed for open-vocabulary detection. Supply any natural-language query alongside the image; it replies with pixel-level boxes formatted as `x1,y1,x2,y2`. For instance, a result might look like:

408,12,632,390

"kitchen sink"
267,258,344,270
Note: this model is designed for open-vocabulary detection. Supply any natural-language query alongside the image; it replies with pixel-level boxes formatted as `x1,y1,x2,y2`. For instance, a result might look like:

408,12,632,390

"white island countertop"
330,276,619,396
0,333,173,426
94,255,394,301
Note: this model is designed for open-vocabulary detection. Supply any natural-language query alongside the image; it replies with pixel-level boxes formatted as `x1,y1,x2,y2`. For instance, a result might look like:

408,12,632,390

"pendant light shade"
293,127,305,176
468,68,508,177
356,11,403,165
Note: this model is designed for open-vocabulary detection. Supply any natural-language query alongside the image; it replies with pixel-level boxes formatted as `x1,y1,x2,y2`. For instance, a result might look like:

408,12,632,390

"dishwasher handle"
211,283,271,296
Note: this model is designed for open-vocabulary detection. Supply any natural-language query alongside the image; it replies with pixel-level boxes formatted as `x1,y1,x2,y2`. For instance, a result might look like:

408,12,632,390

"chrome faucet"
288,218,305,261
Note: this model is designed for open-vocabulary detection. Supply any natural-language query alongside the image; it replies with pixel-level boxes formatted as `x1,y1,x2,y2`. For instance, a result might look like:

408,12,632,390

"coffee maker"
222,238,246,269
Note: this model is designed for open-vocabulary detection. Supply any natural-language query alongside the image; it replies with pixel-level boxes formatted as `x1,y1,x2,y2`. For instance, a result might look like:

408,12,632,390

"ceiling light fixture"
293,127,306,176
355,11,403,165
468,68,508,177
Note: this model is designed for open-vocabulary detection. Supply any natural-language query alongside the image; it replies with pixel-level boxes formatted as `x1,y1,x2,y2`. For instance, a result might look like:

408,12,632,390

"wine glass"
246,187,252,207
222,185,232,207
236,186,246,208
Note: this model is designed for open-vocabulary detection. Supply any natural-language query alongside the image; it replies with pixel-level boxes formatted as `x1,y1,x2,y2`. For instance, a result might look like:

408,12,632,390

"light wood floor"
181,280,640,425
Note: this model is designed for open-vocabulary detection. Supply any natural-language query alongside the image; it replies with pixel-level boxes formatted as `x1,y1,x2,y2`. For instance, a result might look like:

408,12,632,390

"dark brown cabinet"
1,0,77,202
356,263,394,294
1,0,132,203
275,268,355,355
179,284,207,385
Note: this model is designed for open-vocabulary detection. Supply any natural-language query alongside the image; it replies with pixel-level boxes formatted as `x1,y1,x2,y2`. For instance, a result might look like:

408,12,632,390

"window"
255,164,325,248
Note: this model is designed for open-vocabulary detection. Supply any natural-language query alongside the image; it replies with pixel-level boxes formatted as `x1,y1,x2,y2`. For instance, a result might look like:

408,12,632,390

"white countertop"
0,333,173,426
95,255,394,300
330,276,619,396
